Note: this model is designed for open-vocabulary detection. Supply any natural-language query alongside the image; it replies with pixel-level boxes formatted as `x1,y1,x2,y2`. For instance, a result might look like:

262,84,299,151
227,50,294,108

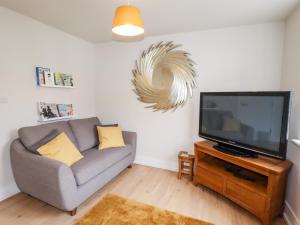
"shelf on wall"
38,115,76,122
37,84,75,89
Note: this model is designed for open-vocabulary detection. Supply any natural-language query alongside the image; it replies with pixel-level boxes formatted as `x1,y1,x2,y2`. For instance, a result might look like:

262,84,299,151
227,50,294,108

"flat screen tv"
199,92,291,159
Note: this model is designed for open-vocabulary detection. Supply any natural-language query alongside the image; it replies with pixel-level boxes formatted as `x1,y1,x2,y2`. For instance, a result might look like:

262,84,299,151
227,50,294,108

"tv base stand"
214,143,258,158
193,141,292,225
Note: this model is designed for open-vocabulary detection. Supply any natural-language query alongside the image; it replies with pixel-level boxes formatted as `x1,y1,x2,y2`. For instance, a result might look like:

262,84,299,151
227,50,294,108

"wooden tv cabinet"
193,141,292,225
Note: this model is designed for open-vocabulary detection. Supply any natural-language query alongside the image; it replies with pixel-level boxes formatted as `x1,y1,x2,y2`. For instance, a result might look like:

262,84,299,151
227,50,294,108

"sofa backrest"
68,117,101,152
18,121,78,150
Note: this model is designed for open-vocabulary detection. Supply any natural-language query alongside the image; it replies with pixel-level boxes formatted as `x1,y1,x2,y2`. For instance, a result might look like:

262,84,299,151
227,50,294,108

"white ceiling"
0,0,299,43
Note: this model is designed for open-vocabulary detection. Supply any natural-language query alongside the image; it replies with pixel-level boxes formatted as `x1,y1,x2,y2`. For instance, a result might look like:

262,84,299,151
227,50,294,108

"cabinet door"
225,181,266,216
195,167,224,193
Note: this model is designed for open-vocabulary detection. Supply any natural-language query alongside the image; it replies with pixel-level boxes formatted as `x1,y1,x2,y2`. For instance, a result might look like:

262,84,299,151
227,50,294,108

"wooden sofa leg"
70,208,77,216
127,164,133,168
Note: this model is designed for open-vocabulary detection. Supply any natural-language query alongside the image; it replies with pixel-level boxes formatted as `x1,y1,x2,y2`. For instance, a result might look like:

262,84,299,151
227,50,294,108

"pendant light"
112,2,144,36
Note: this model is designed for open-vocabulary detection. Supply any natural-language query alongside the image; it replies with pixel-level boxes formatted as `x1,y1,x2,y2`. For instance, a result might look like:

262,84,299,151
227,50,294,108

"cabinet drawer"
195,166,224,193
225,181,266,215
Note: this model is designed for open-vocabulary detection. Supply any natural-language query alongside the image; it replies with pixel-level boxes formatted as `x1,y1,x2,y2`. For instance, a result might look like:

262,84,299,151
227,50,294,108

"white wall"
0,7,96,200
0,7,292,220
95,23,284,170
281,5,300,225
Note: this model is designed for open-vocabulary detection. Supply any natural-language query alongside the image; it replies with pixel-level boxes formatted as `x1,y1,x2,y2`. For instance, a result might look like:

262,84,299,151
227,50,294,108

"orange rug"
75,194,213,225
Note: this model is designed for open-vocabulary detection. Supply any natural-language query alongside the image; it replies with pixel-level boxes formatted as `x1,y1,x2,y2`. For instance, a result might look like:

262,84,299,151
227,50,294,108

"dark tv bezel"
199,91,291,159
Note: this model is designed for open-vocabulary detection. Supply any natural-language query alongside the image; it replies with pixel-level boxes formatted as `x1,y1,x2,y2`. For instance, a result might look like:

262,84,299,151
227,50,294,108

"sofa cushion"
27,129,60,154
97,126,125,150
68,117,101,152
18,121,78,150
71,146,131,186
37,132,83,166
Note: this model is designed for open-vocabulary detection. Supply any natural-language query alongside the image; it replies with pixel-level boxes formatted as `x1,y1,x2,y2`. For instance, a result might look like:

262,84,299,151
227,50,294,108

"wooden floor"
0,165,286,225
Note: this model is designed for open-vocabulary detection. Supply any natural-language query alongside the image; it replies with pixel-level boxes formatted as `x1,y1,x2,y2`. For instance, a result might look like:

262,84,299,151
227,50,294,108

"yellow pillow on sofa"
97,126,125,150
37,132,83,166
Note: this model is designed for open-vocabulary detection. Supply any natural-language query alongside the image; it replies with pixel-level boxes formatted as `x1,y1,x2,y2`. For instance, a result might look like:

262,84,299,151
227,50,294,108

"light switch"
0,97,8,104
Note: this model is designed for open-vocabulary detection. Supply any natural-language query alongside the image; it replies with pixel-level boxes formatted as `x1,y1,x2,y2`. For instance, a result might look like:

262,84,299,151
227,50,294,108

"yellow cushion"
97,126,125,150
37,132,83,166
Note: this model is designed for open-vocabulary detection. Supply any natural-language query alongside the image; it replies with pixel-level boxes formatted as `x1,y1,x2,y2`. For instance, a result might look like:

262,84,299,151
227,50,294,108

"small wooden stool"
178,151,195,180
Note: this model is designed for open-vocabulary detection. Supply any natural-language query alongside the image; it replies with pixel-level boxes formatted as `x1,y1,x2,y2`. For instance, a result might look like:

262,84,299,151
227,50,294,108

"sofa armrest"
122,131,137,146
122,131,137,158
10,139,77,211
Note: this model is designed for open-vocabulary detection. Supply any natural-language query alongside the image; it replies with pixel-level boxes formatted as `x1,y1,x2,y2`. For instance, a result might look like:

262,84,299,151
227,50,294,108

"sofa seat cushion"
71,146,131,186
68,117,101,152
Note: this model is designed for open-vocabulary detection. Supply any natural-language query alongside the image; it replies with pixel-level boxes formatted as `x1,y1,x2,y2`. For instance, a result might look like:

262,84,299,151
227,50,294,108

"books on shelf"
44,71,55,86
178,150,194,158
61,74,74,87
36,67,74,88
183,162,191,166
36,67,49,86
179,151,189,157
38,102,74,121
54,72,63,86
57,104,74,117
38,102,60,120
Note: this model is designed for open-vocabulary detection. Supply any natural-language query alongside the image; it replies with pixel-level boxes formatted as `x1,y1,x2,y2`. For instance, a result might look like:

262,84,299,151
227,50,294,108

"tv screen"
199,92,291,159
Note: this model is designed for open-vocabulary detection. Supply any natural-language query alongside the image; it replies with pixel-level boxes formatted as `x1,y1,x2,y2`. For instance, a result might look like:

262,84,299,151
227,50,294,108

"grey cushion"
28,129,60,154
68,117,101,152
18,121,78,150
100,124,118,127
71,146,131,186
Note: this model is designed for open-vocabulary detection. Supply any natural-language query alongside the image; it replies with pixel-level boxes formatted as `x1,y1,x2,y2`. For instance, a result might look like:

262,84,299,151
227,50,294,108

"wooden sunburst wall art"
132,41,197,112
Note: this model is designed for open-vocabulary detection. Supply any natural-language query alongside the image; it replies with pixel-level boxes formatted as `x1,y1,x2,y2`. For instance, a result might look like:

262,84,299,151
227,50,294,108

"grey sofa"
10,117,137,215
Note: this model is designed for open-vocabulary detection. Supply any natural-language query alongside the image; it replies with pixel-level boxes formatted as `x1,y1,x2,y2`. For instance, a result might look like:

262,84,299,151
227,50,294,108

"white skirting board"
0,182,19,202
284,201,300,225
134,155,177,172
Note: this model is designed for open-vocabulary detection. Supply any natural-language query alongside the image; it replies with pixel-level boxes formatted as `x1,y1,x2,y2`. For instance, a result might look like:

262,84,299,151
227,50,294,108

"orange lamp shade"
112,5,144,36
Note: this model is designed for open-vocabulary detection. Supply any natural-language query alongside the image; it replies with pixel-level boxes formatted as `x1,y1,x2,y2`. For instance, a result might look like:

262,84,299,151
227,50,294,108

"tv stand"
193,141,292,225
214,143,258,158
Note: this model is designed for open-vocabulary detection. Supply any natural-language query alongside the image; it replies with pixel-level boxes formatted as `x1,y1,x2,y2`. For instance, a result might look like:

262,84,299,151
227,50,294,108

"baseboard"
0,182,19,202
134,155,177,172
284,201,300,225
